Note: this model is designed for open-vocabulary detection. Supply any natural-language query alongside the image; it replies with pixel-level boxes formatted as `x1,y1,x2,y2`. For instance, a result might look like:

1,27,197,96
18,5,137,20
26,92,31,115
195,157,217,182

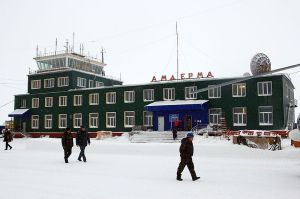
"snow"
145,100,208,106
1,135,300,199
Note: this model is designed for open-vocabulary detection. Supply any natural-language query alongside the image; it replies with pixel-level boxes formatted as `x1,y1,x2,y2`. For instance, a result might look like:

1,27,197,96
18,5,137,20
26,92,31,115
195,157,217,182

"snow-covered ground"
1,135,300,199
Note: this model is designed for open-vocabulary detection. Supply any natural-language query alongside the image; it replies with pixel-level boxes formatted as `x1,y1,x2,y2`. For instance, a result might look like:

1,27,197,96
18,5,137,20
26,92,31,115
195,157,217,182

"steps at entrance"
129,131,188,143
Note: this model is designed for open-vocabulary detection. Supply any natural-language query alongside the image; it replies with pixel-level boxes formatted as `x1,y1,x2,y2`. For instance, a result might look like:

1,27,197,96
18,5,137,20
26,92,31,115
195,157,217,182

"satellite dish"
250,53,271,75
243,72,251,77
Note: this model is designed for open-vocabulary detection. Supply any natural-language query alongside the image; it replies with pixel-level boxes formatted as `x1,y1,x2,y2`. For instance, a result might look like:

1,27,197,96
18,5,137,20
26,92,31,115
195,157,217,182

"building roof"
145,100,208,112
8,109,30,117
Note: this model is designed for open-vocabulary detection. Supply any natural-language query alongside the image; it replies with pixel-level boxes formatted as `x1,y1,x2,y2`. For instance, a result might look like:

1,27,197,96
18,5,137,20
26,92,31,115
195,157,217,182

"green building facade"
11,52,296,134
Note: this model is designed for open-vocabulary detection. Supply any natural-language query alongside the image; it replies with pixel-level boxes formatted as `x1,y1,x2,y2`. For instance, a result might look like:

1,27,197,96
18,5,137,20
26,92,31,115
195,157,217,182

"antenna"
64,40,69,53
36,45,39,57
101,47,105,64
72,32,75,52
176,22,179,80
55,38,57,55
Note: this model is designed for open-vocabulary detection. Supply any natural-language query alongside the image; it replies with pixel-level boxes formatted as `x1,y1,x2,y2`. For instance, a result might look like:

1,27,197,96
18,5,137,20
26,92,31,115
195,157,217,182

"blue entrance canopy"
145,100,208,112
8,109,30,117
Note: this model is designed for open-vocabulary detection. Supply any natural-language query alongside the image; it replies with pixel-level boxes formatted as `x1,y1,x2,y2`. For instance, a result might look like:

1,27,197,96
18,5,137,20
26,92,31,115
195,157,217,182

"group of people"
3,124,200,181
61,125,90,163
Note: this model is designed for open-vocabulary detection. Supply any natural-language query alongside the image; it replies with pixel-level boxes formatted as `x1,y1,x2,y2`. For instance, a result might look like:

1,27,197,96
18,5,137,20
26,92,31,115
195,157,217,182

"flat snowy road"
1,136,300,199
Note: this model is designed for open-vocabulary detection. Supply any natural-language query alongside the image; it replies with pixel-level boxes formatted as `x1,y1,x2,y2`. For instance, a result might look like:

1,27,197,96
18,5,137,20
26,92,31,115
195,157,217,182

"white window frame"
106,92,116,104
32,98,39,108
59,96,67,107
124,91,135,103
31,80,41,89
257,81,272,96
89,113,99,128
44,114,52,129
44,78,55,88
58,77,69,87
73,95,82,106
209,108,222,125
143,89,154,102
59,114,67,129
73,113,82,128
232,83,246,97
95,81,104,87
31,115,39,129
106,112,116,128
124,111,135,128
89,93,99,105
77,77,86,88
20,99,26,108
45,97,53,107
163,88,175,101
185,86,197,99
208,85,221,98
259,106,273,126
233,107,247,126
143,111,153,127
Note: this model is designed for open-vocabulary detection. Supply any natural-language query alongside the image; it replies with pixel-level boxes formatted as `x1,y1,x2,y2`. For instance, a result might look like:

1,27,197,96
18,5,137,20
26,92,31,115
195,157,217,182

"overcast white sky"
0,0,299,125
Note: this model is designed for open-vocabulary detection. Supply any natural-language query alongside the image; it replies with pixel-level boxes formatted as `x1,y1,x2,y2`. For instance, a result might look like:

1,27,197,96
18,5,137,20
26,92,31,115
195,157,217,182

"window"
163,88,175,100
233,107,247,126
257,81,272,96
77,77,86,87
143,111,153,126
208,85,221,98
95,81,104,87
45,115,52,129
106,112,116,128
45,97,53,107
20,99,26,108
58,77,69,87
106,92,116,104
44,78,55,88
31,115,39,129
232,83,246,97
59,114,67,128
31,80,41,89
59,96,67,106
124,111,135,127
209,108,222,125
89,80,94,88
73,113,82,128
185,86,197,99
124,91,135,103
74,95,82,106
259,106,273,125
89,93,99,105
89,113,99,128
143,89,154,101
32,98,39,108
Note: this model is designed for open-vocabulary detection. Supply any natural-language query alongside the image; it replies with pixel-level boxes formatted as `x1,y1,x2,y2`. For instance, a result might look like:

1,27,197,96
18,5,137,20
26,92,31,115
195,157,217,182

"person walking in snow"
76,126,90,162
176,132,200,181
3,128,13,150
61,127,74,163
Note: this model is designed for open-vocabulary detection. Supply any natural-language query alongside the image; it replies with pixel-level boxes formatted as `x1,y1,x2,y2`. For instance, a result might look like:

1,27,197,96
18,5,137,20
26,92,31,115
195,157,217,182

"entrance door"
22,122,26,133
158,116,164,131
184,115,192,131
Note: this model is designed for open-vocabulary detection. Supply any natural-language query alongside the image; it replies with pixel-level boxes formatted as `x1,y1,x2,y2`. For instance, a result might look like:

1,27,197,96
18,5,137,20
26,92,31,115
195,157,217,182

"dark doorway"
184,115,192,131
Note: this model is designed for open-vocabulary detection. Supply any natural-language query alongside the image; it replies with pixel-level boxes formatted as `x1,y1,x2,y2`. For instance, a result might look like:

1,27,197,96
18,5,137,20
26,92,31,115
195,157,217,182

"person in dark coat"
76,126,90,162
3,128,13,150
176,132,200,181
61,127,74,163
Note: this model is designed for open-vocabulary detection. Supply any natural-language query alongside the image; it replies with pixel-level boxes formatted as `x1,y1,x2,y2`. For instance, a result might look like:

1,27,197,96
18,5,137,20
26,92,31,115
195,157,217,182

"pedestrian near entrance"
76,126,90,162
176,132,200,181
61,127,74,163
3,128,13,150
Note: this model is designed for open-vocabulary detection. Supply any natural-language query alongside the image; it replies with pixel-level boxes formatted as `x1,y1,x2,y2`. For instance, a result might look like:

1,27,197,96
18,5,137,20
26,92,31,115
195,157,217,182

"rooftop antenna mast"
64,40,69,53
101,47,105,64
176,21,179,80
55,38,57,55
72,32,75,52
36,45,39,57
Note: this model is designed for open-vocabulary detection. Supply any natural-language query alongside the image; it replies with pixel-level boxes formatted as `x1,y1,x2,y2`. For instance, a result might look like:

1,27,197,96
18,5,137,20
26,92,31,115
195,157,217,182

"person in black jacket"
176,132,200,181
61,127,74,163
3,128,13,150
76,126,90,162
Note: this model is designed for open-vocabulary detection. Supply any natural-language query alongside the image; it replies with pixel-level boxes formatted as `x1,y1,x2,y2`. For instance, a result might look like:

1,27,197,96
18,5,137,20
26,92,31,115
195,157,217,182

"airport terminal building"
10,51,297,135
